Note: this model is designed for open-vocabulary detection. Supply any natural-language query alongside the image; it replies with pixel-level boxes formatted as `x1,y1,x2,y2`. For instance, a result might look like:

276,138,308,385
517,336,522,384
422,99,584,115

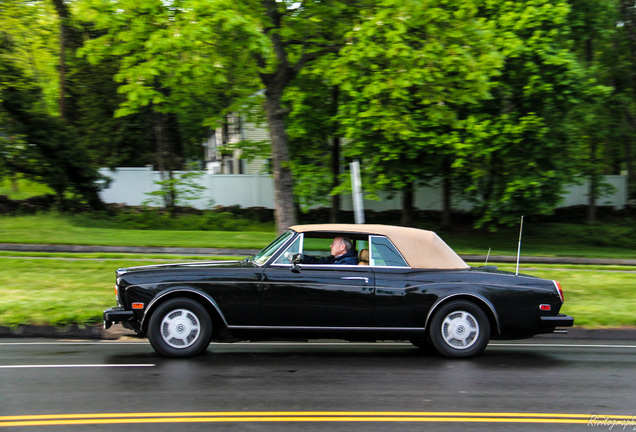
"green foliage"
333,0,503,203
0,30,106,209
1,0,635,227
452,0,601,229
0,176,53,200
78,0,263,119
0,0,60,115
284,74,342,211
114,209,267,231
143,169,207,212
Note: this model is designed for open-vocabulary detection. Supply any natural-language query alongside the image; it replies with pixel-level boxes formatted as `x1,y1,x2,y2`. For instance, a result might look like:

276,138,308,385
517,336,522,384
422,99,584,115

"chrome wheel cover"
160,308,201,349
440,310,480,350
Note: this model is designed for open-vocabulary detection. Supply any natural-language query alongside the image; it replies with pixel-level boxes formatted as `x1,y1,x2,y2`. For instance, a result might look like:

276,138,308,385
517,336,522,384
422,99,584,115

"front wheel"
147,298,212,358
428,300,490,359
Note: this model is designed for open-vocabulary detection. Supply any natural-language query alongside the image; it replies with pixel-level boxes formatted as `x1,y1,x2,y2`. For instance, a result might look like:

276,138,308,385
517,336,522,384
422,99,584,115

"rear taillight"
553,280,564,303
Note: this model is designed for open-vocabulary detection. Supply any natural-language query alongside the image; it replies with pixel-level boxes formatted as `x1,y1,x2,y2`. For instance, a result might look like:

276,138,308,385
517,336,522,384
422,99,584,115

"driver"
293,236,358,265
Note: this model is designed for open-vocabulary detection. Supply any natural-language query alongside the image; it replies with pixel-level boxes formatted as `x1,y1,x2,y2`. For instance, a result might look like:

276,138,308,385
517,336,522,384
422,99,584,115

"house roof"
289,224,469,270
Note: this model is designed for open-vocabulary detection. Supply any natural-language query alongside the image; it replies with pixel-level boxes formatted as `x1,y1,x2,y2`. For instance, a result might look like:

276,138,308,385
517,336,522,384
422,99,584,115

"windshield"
253,230,295,265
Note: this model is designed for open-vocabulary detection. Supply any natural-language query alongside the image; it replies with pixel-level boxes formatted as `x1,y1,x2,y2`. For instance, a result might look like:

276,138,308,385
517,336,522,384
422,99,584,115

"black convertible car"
104,224,573,358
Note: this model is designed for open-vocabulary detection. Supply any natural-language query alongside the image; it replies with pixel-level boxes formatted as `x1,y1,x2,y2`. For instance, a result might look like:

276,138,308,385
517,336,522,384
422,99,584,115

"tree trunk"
329,86,341,223
50,0,71,118
587,141,598,224
330,135,341,223
441,157,452,229
625,111,635,198
263,90,297,233
401,182,415,227
152,110,182,213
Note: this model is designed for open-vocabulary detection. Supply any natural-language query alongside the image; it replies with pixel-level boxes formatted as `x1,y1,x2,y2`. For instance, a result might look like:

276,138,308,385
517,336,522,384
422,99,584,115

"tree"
284,73,344,222
79,0,366,233
332,0,502,226
0,0,59,115
144,169,206,215
1,20,104,208
599,0,636,199
567,0,625,223
452,0,601,229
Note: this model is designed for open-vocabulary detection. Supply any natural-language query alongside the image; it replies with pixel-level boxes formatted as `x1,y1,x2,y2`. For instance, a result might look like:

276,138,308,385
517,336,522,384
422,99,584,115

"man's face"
330,237,346,257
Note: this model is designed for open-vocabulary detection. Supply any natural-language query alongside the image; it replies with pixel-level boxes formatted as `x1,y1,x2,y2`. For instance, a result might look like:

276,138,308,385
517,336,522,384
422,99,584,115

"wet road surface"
1,337,635,431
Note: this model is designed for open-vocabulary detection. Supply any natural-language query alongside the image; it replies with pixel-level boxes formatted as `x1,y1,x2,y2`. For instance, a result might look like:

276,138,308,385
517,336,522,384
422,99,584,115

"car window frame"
369,235,410,268
271,233,305,266
253,230,297,266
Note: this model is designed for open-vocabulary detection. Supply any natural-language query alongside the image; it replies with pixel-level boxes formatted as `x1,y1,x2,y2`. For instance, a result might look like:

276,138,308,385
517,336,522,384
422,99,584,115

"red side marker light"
539,304,551,311
132,303,144,310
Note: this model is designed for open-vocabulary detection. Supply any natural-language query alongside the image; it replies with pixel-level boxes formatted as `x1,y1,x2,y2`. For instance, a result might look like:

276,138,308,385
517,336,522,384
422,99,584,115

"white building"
202,113,270,175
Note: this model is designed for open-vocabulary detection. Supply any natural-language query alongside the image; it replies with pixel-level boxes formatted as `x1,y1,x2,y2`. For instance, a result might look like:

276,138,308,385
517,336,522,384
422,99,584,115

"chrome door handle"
341,276,369,283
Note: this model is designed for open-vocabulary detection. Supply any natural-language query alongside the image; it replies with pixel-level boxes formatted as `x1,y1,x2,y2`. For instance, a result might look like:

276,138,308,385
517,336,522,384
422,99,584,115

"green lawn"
0,214,274,249
492,264,636,328
0,255,239,328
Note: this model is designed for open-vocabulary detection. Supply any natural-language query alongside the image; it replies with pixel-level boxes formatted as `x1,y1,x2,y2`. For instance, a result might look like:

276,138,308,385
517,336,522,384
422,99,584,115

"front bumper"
540,313,574,328
103,306,135,329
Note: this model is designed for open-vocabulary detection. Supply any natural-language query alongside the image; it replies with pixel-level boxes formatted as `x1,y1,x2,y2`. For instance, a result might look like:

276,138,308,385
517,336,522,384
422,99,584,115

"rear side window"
370,236,408,267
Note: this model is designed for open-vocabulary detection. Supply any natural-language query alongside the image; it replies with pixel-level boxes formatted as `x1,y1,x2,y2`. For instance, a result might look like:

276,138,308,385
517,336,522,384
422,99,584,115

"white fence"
99,167,628,211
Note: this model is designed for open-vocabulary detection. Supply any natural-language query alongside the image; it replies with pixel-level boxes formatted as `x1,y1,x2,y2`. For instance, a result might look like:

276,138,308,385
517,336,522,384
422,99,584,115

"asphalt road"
1,337,636,431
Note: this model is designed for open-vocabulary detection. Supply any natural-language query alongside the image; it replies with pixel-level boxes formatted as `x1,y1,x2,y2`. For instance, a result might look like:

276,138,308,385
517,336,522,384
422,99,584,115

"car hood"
116,260,247,276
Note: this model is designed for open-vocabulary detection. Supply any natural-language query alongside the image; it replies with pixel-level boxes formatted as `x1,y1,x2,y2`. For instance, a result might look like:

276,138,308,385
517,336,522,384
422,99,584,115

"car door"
366,235,431,328
260,236,375,328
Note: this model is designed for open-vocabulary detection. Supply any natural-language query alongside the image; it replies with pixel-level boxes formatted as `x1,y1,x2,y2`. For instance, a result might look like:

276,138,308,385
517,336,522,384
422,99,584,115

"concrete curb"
0,243,260,256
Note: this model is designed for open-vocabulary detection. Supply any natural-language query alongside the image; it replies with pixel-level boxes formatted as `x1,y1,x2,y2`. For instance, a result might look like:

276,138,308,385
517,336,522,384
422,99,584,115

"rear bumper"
103,306,135,329
540,314,574,328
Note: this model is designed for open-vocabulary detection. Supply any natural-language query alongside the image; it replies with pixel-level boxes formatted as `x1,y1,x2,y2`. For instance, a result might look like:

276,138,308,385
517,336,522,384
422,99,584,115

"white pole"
350,160,365,224
515,216,524,276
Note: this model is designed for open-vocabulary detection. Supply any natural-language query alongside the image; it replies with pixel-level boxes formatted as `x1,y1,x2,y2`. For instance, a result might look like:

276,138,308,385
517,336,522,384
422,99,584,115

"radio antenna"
484,248,491,266
515,216,524,276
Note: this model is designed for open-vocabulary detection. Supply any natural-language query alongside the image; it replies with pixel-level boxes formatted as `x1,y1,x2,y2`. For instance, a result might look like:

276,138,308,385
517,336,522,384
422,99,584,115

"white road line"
489,343,636,349
0,342,148,345
0,364,155,369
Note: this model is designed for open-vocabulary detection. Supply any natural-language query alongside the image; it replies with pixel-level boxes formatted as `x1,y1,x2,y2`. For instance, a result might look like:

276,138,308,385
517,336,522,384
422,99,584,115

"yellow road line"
1,412,635,427
0,411,636,427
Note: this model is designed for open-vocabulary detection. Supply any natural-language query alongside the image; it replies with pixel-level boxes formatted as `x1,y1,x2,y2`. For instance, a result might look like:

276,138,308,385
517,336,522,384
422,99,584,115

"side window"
370,236,408,267
302,238,333,256
274,236,302,265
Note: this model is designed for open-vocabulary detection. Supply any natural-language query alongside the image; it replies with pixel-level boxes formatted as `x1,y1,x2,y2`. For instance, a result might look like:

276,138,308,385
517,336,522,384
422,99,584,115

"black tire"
147,298,212,358
428,300,490,359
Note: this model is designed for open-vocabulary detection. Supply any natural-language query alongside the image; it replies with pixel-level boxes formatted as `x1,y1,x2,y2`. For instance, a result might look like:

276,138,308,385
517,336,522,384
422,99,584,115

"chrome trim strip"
123,261,239,271
227,325,426,332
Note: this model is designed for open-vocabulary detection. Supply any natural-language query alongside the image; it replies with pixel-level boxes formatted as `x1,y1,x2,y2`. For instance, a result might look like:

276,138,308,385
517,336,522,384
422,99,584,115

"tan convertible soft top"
289,224,468,270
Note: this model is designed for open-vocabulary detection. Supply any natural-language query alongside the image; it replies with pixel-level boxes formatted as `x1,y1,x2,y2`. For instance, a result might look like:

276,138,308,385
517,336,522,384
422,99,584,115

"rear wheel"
428,300,490,359
148,298,212,358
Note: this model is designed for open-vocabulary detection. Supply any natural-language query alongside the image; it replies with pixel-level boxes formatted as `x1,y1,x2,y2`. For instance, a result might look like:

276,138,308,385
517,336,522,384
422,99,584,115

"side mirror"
291,263,301,273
